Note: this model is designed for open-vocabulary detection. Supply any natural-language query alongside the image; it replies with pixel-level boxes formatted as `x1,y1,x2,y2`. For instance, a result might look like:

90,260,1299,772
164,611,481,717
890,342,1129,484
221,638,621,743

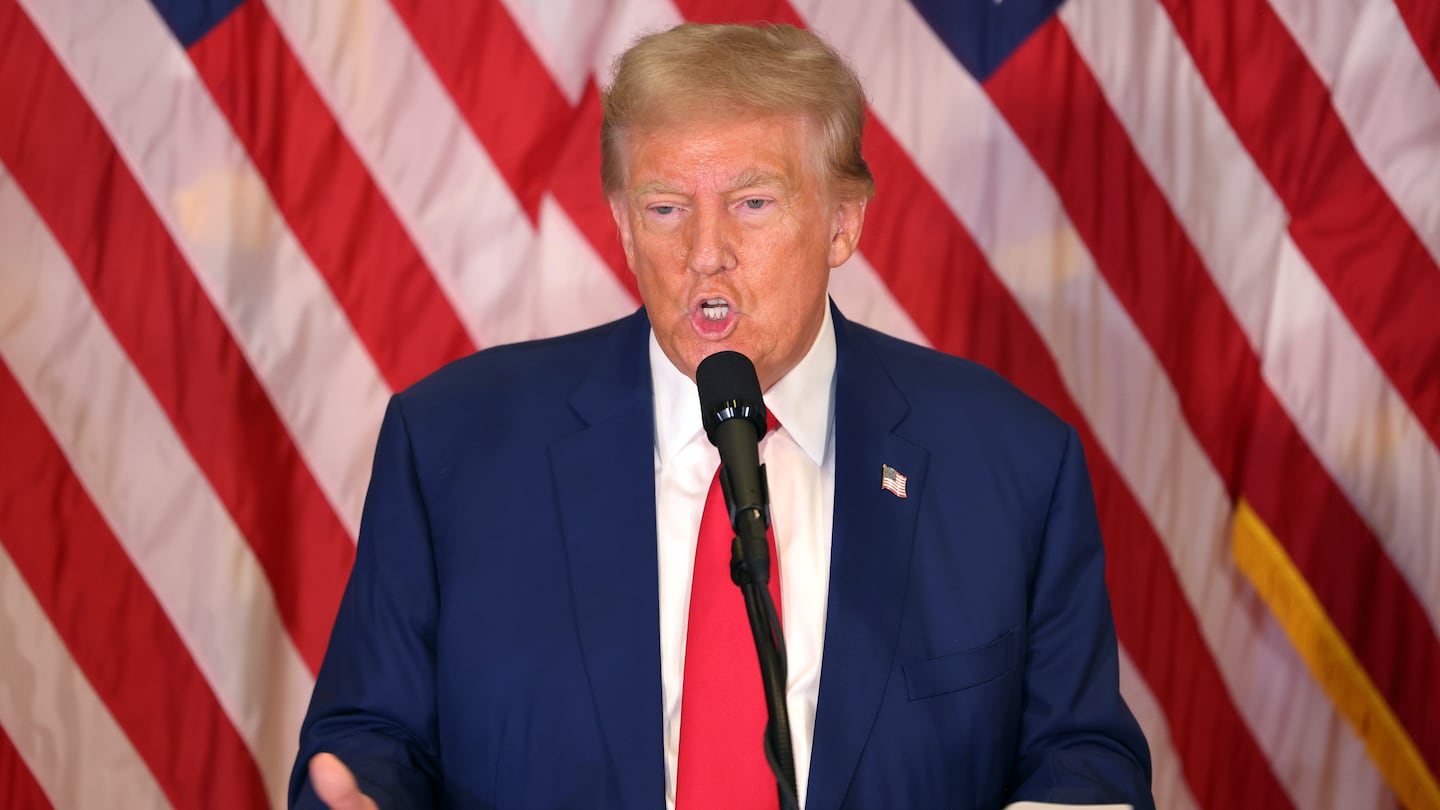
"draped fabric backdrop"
1,0,1437,807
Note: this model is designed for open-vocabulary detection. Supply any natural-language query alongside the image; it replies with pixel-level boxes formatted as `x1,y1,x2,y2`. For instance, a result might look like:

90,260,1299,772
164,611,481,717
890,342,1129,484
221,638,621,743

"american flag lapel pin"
880,464,908,498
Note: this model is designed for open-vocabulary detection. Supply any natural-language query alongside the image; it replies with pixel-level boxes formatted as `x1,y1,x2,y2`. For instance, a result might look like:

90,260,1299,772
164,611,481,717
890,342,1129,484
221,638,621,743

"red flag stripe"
0,0,350,672
668,1,1295,804
1263,0,1440,270
1155,0,1440,452
0,364,269,810
389,0,574,225
1394,0,1440,89
547,83,640,300
0,725,51,810
187,1,476,392
389,0,641,302
0,524,184,809
987,17,1440,774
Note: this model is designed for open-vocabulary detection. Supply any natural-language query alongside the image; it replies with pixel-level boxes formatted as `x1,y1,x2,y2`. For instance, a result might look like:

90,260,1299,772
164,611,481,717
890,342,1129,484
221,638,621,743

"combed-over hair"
600,23,875,200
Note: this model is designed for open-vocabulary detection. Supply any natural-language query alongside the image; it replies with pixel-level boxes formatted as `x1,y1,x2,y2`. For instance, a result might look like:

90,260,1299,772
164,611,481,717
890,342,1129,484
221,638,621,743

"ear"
608,194,637,271
827,197,868,268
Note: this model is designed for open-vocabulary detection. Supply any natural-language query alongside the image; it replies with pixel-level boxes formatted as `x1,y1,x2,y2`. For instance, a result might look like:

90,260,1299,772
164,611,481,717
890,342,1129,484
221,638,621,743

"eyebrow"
724,171,788,192
630,171,791,200
631,180,685,197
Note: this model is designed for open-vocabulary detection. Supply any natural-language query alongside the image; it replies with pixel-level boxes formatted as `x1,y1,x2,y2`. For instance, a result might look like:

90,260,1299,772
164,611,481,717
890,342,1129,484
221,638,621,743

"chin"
687,342,732,373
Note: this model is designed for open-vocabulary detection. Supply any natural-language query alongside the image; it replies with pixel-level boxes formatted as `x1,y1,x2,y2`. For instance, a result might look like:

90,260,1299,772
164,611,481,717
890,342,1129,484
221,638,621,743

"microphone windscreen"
696,351,767,443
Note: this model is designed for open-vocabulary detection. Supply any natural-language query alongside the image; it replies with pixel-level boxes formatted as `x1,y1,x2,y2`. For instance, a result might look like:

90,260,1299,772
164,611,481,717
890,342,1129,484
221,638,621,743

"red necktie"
674,419,783,809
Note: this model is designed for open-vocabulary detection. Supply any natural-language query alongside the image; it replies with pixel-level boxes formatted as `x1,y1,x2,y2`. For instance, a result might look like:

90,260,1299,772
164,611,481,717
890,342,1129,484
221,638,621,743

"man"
292,22,1152,810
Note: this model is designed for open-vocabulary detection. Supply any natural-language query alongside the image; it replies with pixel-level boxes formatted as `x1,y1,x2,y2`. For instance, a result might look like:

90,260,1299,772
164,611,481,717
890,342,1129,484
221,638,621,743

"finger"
308,752,379,810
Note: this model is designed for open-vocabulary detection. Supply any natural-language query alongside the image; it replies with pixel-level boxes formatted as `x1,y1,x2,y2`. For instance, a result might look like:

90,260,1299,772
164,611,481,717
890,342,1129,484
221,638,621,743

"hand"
308,752,379,810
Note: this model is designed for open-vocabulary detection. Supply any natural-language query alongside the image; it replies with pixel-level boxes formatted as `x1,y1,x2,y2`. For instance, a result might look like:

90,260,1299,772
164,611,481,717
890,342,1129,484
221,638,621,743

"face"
609,114,866,391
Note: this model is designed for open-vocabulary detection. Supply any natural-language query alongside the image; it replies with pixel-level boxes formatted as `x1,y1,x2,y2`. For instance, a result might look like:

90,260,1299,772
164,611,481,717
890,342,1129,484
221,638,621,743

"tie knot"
765,410,780,435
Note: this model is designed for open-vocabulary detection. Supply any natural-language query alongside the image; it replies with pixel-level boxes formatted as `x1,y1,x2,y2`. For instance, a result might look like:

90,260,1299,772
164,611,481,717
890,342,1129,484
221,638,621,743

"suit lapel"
549,311,666,808
806,310,929,810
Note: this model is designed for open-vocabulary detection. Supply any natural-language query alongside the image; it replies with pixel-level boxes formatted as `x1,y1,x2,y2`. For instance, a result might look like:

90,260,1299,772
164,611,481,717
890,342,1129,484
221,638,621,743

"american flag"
0,0,1436,807
881,464,908,499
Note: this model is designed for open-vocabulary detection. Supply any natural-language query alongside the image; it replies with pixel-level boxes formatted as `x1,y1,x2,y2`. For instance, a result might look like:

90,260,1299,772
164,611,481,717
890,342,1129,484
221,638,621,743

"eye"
651,204,677,216
742,198,769,210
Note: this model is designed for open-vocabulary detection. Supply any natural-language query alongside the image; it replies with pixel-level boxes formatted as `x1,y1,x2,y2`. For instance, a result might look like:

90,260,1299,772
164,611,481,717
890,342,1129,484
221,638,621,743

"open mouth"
699,298,730,321
691,295,737,338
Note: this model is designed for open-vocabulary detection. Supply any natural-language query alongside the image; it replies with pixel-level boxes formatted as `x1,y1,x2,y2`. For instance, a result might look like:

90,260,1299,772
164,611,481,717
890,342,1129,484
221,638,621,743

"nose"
685,204,736,276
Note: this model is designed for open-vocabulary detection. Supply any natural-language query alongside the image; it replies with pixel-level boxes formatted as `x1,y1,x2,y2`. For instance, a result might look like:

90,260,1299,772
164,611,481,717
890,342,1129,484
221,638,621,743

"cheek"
772,230,832,286
632,228,686,268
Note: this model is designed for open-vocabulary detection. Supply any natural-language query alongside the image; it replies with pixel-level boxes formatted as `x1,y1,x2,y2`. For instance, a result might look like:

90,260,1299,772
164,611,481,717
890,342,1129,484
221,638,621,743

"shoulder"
404,312,640,403
389,311,646,443
846,320,1069,446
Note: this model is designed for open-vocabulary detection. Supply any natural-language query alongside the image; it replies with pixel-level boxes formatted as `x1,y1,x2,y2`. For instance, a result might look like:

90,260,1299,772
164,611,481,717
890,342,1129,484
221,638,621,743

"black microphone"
695,350,772,586
696,351,798,808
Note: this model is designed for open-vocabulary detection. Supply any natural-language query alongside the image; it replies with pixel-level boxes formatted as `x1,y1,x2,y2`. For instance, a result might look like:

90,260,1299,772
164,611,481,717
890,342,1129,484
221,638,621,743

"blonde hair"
600,23,875,200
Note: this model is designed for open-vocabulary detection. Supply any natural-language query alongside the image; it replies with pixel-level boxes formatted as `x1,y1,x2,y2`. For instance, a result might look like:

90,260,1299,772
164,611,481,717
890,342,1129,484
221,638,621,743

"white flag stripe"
0,168,312,808
1267,0,1440,266
1062,0,1440,626
1117,649,1203,810
0,545,173,810
499,0,610,104
588,0,684,84
526,194,651,339
19,0,390,537
261,0,623,354
801,0,1385,806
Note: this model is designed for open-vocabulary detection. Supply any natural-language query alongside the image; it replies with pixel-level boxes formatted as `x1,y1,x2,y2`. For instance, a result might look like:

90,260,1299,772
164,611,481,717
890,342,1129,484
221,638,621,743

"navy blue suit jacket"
291,306,1152,809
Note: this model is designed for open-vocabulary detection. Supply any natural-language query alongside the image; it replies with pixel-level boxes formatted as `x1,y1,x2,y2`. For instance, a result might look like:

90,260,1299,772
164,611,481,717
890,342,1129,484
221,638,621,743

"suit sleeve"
1007,426,1155,809
289,395,442,809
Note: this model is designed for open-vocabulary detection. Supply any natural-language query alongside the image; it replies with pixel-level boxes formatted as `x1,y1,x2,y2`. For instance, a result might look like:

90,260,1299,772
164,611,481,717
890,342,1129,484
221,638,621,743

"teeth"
700,299,729,321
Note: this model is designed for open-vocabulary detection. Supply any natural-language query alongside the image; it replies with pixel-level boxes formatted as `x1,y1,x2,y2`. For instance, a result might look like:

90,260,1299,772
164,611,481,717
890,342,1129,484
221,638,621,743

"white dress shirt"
651,306,837,810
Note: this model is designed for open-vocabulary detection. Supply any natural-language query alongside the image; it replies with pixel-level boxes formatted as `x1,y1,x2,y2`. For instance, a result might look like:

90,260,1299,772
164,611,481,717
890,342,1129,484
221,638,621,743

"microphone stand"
721,467,800,810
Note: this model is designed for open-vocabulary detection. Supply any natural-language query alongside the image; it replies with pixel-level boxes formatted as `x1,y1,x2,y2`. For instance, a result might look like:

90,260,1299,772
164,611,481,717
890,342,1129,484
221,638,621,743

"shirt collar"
650,304,837,467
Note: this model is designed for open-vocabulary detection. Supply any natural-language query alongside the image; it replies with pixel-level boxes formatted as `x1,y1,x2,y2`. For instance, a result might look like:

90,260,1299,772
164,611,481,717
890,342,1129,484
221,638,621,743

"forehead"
620,113,823,192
